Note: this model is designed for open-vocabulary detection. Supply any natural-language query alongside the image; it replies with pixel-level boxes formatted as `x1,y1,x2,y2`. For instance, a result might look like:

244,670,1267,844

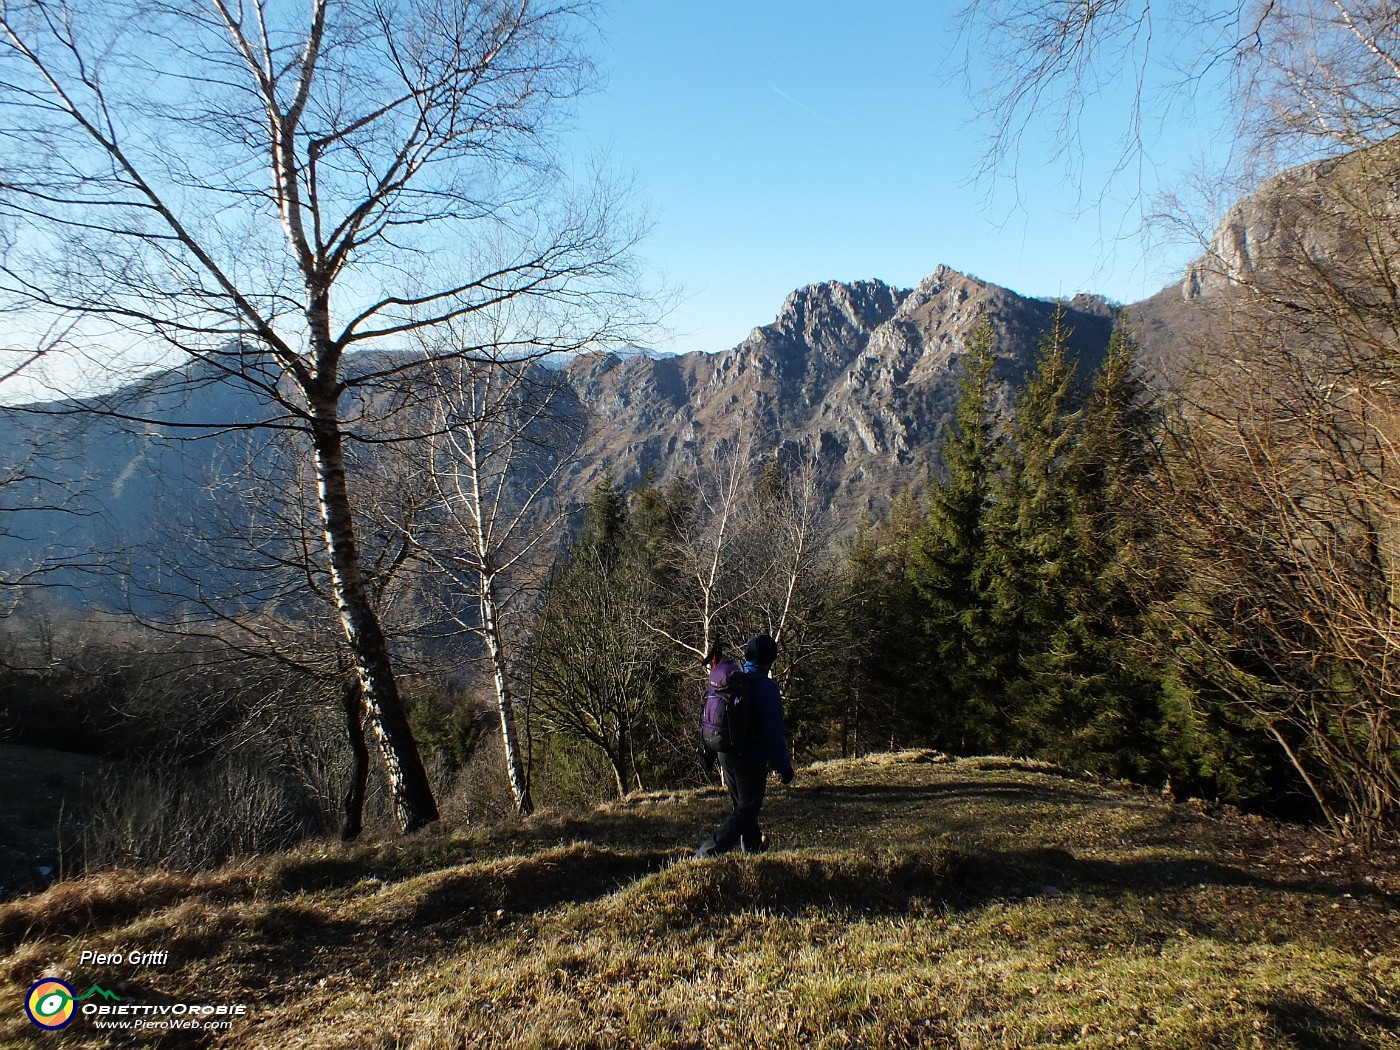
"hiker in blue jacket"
695,633,795,857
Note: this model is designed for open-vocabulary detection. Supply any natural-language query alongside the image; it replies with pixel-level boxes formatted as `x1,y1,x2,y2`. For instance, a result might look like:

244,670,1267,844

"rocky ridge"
3,140,1386,613
564,265,1114,513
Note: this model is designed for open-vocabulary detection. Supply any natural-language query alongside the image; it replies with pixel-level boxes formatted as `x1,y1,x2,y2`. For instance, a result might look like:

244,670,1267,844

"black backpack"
701,659,763,753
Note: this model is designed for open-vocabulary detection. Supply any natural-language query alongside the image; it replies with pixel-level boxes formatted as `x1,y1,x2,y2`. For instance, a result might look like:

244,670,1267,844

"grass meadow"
2,752,1397,1048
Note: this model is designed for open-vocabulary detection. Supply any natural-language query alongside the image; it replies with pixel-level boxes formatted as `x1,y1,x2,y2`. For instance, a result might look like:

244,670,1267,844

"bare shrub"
78,752,333,873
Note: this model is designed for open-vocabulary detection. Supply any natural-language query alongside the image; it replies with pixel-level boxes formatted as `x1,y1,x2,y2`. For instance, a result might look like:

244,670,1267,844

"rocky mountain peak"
911,263,981,296
723,278,910,397
0,264,1129,609
768,278,907,346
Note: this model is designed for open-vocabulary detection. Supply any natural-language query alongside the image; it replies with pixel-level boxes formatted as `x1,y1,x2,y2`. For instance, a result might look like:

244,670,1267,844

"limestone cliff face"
1180,160,1339,299
1180,136,1400,302
564,266,1114,514
1132,138,1400,381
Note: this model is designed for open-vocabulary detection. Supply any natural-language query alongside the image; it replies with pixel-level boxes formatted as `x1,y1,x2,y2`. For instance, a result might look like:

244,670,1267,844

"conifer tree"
848,494,929,749
529,473,673,799
978,305,1086,757
1051,326,1168,775
980,319,1173,777
907,316,1004,752
579,470,629,563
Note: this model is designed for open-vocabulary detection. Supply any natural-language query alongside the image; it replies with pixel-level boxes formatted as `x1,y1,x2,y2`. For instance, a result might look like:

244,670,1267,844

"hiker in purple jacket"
695,633,795,857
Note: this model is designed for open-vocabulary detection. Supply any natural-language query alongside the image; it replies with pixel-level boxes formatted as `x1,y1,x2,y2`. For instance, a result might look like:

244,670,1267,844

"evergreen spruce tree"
907,316,1004,753
848,493,931,749
980,319,1174,777
579,468,629,563
981,304,1087,758
529,471,691,799
1059,326,1169,776
629,472,691,598
1085,331,1281,799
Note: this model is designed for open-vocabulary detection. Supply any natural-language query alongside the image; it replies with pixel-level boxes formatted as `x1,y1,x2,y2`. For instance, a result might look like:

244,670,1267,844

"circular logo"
25,978,76,1030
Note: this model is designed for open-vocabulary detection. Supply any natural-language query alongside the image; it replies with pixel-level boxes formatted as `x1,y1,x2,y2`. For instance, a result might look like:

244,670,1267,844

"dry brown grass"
2,754,1397,1048
0,866,261,959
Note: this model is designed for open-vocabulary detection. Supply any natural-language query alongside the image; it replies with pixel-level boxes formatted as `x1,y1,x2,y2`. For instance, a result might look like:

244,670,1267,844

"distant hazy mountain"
0,362,286,611
0,264,1127,612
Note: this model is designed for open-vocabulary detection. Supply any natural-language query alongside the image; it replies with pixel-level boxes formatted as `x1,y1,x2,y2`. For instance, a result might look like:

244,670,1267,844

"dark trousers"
699,752,768,855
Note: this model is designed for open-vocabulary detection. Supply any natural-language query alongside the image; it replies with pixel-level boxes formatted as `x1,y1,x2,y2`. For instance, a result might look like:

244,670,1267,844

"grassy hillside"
2,752,1397,1048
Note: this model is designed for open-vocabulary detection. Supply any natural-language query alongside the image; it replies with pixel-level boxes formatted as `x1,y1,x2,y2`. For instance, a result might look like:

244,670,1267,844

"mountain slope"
1125,138,1400,381
0,362,286,611
564,266,1114,514
2,752,1396,1048
8,138,1391,610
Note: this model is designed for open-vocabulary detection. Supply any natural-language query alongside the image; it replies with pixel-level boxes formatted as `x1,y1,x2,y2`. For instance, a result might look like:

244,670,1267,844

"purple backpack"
701,659,762,753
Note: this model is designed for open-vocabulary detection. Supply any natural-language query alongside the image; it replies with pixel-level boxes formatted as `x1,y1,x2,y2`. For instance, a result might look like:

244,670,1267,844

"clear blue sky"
574,1,1221,356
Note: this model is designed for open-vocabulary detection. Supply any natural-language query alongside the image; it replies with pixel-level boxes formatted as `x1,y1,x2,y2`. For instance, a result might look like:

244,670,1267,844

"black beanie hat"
744,633,778,667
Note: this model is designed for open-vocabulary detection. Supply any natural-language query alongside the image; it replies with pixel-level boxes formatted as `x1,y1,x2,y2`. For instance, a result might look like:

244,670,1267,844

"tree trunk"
608,751,627,801
480,576,533,815
340,679,370,841
457,412,533,817
310,393,439,832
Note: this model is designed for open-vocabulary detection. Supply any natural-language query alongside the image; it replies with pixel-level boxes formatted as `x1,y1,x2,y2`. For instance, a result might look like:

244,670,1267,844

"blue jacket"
734,660,794,776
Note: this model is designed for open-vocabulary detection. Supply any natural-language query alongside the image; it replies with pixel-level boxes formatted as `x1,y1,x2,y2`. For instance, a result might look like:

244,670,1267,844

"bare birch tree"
646,438,844,660
645,434,767,664
0,0,646,832
750,449,842,647
126,425,438,839
420,327,584,816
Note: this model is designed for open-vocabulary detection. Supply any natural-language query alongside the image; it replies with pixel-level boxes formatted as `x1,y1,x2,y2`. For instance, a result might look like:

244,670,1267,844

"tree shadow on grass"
582,843,1397,935
777,778,1164,854
788,778,1122,819
974,845,1400,912
1263,992,1400,1049
797,778,1117,807
37,770,1400,1048
88,844,683,1046
188,843,682,971
784,780,1400,901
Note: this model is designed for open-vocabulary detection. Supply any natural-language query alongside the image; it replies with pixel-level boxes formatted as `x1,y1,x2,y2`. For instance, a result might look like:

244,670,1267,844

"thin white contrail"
771,86,839,129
